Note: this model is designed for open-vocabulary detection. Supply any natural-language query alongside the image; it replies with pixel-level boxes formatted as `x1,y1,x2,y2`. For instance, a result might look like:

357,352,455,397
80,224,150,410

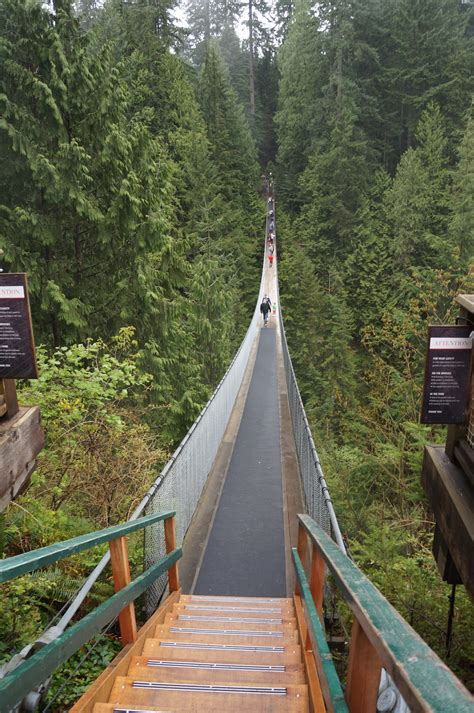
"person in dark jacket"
260,295,272,326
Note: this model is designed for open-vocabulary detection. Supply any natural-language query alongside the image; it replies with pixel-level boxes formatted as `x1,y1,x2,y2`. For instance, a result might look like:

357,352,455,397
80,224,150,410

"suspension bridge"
0,194,472,713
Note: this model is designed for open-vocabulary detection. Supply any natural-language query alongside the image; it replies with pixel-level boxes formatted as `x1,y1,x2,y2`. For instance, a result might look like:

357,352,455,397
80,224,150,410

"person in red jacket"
268,253,274,268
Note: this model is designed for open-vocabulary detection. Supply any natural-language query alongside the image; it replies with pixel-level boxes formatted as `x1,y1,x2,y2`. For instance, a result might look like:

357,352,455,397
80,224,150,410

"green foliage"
43,634,121,709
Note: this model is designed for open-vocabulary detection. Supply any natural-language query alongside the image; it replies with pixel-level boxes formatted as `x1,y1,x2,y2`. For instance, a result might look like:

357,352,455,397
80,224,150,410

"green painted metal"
298,514,474,712
292,548,348,713
0,511,175,584
0,547,181,713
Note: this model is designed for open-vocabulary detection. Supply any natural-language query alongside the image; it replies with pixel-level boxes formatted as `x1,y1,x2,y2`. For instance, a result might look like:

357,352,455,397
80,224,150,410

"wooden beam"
422,445,474,600
0,406,44,512
346,619,381,713
109,537,137,645
1,379,19,418
309,544,325,615
296,522,308,595
164,514,180,592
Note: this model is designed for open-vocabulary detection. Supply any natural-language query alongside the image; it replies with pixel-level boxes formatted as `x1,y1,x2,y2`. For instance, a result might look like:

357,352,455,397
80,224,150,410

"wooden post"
0,379,19,418
164,515,180,592
295,522,308,595
109,536,137,645
309,544,325,615
346,618,381,713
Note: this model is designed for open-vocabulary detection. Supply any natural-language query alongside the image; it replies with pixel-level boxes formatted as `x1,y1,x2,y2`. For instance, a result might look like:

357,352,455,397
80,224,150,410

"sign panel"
421,325,472,424
0,273,38,379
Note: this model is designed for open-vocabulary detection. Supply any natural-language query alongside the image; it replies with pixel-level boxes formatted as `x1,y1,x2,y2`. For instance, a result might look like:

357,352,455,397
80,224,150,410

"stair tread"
172,603,295,621
164,613,296,632
154,624,298,645
107,675,310,712
143,637,302,663
182,595,293,606
127,655,306,684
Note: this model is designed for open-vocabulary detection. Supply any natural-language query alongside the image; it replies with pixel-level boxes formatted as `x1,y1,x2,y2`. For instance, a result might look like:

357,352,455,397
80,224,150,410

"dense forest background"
0,0,473,706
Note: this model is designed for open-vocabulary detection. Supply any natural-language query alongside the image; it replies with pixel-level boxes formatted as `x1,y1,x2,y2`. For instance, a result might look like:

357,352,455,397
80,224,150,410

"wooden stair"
72,592,323,712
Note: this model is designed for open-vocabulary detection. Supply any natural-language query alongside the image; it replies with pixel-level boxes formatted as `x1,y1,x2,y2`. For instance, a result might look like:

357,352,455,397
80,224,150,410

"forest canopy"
0,0,473,704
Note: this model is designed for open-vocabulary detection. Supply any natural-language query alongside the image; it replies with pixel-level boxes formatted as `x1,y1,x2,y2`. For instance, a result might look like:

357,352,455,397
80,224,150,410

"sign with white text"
0,274,38,379
421,325,472,424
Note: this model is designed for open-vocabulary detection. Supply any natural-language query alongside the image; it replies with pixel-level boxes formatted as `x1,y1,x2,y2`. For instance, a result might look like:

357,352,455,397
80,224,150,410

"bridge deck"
193,324,287,597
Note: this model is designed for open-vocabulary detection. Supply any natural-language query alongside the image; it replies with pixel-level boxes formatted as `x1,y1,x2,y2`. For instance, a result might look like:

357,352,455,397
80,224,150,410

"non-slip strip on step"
146,659,287,673
189,596,279,603
132,681,288,696
159,641,286,652
113,709,167,713
178,615,283,624
184,605,283,613
169,627,283,637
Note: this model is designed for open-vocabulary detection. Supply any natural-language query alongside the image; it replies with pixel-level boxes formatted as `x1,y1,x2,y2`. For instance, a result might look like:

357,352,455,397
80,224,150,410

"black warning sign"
0,273,38,379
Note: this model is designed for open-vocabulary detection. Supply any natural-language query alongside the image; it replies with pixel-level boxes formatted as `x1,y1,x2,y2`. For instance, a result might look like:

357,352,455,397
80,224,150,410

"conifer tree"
0,0,176,346
275,0,324,211
450,99,474,264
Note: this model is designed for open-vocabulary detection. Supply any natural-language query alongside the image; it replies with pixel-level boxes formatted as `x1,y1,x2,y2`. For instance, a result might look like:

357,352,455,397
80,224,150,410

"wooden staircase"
74,592,320,713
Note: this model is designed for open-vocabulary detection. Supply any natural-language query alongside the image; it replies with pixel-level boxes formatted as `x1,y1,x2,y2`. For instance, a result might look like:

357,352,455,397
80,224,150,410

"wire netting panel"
278,307,343,550
144,293,263,614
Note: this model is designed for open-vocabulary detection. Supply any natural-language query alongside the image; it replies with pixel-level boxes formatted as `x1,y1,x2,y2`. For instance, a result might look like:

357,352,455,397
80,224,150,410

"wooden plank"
309,546,325,615
109,537,137,645
293,594,326,713
298,514,474,712
0,510,175,583
454,439,474,489
422,445,474,600
302,648,327,713
153,624,299,646
109,675,310,712
128,654,306,685
69,590,181,712
143,637,302,664
0,548,181,711
296,523,308,595
164,515,180,592
164,614,296,633
0,406,44,511
345,619,381,713
1,379,19,418
292,557,348,713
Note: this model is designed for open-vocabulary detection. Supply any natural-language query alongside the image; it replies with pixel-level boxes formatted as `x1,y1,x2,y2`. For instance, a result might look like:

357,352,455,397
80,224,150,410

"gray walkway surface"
193,326,286,597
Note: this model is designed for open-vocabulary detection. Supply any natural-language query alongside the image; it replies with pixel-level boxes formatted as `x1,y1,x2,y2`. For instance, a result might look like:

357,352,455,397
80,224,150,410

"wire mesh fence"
143,272,265,613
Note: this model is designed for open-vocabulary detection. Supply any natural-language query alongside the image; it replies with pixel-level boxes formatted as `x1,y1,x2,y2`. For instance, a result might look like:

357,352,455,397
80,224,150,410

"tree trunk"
248,0,256,115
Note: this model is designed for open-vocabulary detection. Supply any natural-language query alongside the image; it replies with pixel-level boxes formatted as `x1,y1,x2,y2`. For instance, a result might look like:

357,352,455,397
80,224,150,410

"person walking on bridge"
260,295,272,326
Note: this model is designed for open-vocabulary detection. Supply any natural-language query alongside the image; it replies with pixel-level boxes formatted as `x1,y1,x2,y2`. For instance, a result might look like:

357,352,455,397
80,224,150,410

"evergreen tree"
450,99,474,264
0,0,175,346
275,0,324,211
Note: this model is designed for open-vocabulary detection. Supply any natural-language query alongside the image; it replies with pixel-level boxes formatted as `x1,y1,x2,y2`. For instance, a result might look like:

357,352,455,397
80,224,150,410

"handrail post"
295,522,308,595
109,536,137,645
309,544,325,615
164,514,180,592
346,618,381,712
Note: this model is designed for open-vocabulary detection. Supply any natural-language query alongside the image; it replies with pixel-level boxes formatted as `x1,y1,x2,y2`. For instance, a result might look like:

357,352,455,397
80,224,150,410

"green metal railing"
295,514,473,713
0,511,181,713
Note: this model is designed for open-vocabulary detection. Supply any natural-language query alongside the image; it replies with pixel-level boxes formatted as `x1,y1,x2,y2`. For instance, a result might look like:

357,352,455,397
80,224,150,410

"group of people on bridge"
267,195,275,268
260,189,276,326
